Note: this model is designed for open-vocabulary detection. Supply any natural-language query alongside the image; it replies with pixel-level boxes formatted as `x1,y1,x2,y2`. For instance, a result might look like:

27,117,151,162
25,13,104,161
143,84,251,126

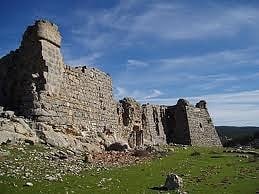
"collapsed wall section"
116,98,167,148
165,100,191,145
117,98,143,147
142,104,167,145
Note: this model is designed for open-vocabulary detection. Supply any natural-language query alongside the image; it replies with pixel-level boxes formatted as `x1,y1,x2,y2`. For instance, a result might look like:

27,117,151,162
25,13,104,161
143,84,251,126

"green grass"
0,146,258,194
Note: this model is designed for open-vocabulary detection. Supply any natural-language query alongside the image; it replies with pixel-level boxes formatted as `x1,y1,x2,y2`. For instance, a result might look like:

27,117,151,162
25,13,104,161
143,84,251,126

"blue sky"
0,0,259,126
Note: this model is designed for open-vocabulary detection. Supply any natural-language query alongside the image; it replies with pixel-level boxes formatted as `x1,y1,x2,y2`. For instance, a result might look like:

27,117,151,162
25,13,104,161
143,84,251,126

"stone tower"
0,20,118,135
165,99,222,146
0,20,64,117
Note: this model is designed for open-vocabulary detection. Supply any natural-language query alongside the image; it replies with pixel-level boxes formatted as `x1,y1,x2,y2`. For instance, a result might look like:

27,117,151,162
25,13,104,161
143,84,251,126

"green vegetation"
0,146,258,194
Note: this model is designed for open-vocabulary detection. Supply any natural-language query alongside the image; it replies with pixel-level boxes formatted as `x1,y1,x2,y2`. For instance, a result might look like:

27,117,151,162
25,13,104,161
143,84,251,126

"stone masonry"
165,99,222,146
0,20,222,150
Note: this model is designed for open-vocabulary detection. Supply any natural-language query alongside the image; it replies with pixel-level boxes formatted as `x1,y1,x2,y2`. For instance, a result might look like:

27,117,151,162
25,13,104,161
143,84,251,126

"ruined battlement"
0,20,222,149
22,20,61,47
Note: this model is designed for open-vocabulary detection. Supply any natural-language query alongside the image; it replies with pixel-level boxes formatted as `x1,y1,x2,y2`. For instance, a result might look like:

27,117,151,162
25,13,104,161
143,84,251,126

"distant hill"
216,126,259,147
216,126,259,138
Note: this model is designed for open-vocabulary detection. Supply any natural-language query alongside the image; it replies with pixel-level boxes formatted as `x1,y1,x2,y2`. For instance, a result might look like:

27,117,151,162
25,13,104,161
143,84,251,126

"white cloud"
69,1,259,52
115,87,164,101
144,89,163,99
115,86,128,99
157,47,259,71
126,59,149,69
139,90,259,126
64,51,102,66
130,4,259,40
114,47,259,88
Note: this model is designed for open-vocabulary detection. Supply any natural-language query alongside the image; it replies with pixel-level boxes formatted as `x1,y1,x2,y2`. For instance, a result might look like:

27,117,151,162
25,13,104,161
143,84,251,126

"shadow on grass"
150,186,168,191
210,155,225,158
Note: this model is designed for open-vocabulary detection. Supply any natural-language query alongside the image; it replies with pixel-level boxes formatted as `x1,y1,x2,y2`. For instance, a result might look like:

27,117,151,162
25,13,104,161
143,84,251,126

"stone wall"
186,101,222,146
117,98,143,147
142,104,167,145
0,20,118,140
116,99,167,148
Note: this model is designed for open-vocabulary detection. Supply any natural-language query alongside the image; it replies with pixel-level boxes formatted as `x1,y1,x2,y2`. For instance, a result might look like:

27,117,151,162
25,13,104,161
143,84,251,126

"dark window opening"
199,123,202,128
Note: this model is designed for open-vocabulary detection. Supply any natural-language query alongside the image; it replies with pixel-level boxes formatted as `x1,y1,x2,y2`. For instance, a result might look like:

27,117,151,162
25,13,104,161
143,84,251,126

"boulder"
0,119,16,132
11,117,32,132
0,130,22,144
0,106,4,113
2,111,15,119
84,142,102,153
83,153,93,163
164,173,183,190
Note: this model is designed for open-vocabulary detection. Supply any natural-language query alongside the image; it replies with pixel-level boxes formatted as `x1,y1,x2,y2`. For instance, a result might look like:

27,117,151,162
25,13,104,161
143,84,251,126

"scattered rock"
2,111,15,119
0,106,4,113
24,182,33,187
55,150,68,159
45,175,58,181
0,150,10,157
83,153,93,163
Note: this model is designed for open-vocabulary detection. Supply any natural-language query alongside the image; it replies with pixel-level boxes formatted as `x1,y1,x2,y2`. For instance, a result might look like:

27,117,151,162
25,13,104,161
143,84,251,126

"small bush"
132,149,150,157
209,150,221,154
190,151,201,156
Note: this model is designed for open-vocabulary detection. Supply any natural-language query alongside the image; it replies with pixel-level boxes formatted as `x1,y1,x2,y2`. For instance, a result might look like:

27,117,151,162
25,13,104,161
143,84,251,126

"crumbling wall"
117,98,143,147
0,22,48,116
142,104,167,145
0,20,222,149
165,100,191,145
0,20,118,138
116,99,167,147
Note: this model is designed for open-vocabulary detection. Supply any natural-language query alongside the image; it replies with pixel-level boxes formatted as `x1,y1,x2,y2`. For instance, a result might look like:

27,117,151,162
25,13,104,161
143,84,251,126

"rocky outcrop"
0,107,38,145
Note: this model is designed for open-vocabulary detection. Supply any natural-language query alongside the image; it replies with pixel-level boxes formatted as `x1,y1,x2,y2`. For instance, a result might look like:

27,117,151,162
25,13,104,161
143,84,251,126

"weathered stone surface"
165,99,222,147
2,111,15,119
164,173,183,190
0,106,4,113
0,113,38,145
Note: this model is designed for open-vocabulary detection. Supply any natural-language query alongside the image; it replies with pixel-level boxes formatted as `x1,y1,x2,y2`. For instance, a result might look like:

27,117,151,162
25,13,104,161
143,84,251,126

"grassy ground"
0,146,258,194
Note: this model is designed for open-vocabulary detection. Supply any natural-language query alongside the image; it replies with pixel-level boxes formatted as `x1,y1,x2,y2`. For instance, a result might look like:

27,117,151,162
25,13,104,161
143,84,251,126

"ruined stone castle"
0,20,222,150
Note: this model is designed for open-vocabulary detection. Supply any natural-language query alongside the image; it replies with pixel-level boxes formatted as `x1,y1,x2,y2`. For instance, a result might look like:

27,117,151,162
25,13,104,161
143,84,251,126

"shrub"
190,151,201,156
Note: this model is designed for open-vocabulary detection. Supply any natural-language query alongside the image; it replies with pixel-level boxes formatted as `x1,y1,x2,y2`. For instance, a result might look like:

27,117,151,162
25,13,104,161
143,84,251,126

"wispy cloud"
140,90,259,126
114,47,259,90
115,87,164,101
126,59,149,69
144,89,163,99
68,1,259,53
65,52,102,66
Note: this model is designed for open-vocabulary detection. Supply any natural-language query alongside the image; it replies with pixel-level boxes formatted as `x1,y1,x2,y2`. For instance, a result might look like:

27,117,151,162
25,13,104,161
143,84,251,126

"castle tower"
166,99,222,147
0,20,64,117
0,20,118,135
21,20,64,96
